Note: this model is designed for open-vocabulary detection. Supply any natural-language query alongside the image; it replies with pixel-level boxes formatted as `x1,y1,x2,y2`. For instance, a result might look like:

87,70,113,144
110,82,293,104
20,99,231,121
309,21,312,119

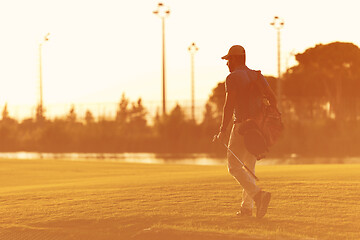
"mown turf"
0,158,359,239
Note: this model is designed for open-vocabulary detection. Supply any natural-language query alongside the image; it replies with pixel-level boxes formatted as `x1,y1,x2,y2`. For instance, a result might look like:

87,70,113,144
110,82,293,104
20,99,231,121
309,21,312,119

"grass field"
0,158,359,240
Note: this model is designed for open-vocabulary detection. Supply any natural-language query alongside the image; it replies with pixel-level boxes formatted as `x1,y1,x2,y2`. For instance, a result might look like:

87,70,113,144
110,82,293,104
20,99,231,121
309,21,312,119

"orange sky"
1,0,360,118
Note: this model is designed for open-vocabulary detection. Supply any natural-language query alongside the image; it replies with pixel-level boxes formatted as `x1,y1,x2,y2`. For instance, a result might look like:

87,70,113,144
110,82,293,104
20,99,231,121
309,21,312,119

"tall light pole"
38,33,50,119
153,3,170,116
270,16,284,111
188,42,198,121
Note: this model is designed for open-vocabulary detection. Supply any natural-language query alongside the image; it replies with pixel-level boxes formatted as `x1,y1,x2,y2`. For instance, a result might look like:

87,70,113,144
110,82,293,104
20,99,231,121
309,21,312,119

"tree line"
1,41,360,158
0,95,223,155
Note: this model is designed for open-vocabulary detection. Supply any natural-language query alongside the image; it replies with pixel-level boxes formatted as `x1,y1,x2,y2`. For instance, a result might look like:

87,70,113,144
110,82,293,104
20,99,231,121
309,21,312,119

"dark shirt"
225,65,269,122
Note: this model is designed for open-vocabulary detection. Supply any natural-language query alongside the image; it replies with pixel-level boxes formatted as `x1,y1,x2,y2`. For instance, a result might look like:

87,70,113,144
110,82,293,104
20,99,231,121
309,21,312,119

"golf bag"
238,71,284,160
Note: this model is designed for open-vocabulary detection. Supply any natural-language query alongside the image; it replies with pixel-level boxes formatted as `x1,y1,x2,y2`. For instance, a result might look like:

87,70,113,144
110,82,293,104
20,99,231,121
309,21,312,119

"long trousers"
227,123,261,210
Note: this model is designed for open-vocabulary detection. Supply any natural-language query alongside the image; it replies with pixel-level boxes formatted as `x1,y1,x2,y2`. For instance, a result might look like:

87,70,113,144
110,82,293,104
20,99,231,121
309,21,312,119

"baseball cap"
221,45,246,60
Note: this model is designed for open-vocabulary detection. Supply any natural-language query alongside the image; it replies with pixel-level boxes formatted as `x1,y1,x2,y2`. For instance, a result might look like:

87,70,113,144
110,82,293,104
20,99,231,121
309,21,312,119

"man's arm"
220,91,235,132
214,91,235,143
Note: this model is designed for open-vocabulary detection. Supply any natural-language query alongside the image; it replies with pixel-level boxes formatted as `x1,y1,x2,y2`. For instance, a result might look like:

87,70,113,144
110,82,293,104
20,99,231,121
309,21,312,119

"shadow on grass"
131,227,270,240
130,215,301,240
127,213,322,240
0,214,319,240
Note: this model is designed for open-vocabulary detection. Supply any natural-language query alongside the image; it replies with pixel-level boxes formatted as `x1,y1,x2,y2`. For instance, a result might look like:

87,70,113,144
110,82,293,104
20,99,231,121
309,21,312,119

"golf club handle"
223,143,259,181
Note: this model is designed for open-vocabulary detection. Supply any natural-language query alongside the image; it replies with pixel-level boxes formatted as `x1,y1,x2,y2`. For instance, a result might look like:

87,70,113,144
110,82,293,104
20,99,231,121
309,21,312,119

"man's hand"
212,131,226,144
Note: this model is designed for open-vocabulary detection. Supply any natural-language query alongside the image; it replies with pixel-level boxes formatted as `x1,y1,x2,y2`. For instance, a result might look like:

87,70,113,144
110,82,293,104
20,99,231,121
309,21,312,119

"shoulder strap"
245,70,265,94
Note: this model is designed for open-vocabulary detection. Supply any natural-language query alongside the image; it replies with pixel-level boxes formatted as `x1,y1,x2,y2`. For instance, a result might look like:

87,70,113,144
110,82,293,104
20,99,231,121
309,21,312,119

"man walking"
214,45,277,218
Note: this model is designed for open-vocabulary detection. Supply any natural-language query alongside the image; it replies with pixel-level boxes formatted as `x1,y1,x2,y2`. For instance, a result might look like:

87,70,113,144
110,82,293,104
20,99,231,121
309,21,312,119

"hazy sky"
1,0,360,117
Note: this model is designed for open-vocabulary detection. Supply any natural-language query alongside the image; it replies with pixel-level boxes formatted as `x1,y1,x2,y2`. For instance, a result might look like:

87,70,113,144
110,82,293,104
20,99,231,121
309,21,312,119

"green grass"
0,158,359,239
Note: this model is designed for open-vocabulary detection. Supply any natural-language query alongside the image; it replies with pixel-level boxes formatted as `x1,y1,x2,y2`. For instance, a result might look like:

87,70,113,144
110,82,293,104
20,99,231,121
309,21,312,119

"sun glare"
0,0,360,120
